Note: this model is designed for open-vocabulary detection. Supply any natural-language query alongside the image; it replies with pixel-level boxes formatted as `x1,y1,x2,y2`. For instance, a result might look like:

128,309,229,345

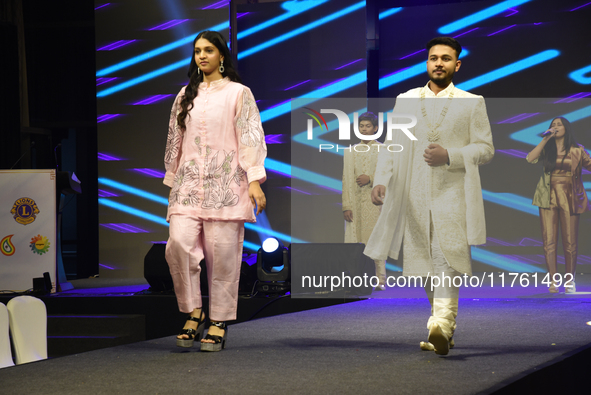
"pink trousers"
165,215,244,321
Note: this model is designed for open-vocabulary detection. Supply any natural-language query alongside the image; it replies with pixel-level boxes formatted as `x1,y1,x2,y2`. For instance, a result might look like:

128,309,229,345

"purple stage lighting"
554,92,591,103
285,186,313,195
97,40,137,51
132,94,173,105
284,80,311,91
505,8,519,17
335,58,363,70
399,49,425,60
101,223,150,233
94,3,110,11
486,237,514,246
98,152,124,161
148,19,190,31
96,77,118,86
202,0,229,10
488,25,517,37
130,168,166,178
571,1,591,11
97,114,121,123
315,78,347,90
98,189,120,198
453,27,479,38
496,149,528,159
519,238,543,247
265,134,285,144
497,113,540,124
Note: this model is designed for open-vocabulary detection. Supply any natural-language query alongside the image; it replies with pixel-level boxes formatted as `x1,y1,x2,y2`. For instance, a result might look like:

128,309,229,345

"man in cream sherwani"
364,37,494,355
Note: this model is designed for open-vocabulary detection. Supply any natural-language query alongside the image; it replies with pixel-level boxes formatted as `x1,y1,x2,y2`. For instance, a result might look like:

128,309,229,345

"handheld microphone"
541,129,554,137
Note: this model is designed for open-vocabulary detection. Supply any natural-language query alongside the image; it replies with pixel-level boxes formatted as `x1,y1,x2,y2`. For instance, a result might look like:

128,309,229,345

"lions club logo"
30,234,50,255
1,235,15,256
11,197,40,225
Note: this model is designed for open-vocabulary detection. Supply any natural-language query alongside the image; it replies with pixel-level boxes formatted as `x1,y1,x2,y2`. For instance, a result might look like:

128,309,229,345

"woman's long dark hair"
177,31,242,132
542,116,578,173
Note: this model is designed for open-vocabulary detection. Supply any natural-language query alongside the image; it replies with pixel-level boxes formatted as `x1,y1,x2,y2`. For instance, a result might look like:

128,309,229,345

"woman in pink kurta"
163,31,267,351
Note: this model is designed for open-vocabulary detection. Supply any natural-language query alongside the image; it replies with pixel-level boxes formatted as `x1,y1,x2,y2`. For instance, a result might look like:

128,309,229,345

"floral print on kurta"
163,77,267,222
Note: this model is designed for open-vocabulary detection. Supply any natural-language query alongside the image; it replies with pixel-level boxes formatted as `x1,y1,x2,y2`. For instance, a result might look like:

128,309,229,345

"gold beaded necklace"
420,86,454,142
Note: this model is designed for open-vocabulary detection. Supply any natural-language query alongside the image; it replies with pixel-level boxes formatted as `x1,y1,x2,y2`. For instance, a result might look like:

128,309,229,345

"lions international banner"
0,170,56,292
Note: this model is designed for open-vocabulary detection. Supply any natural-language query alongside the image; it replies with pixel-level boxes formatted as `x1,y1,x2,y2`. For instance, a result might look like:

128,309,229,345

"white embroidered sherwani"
342,140,383,244
364,82,494,276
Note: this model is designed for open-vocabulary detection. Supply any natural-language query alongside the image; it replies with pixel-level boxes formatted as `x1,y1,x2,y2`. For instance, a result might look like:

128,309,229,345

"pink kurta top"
163,77,267,222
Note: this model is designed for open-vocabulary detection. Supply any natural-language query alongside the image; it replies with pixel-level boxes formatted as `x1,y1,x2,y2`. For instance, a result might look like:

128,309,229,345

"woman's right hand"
542,128,556,141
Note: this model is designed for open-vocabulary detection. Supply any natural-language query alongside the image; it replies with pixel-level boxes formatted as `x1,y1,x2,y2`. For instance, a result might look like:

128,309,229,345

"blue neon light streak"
569,64,591,84
98,4,369,96
98,177,169,205
262,46,463,124
438,0,532,34
243,241,260,251
292,167,341,192
237,0,328,39
386,263,402,271
99,199,169,226
266,158,342,192
238,1,365,59
246,223,304,243
254,211,273,244
270,160,546,272
260,71,366,122
97,0,333,78
456,50,560,91
482,190,538,215
378,8,402,19
100,176,299,243
100,198,260,250
379,50,469,90
471,246,545,272
96,21,229,77
97,59,188,97
510,104,591,146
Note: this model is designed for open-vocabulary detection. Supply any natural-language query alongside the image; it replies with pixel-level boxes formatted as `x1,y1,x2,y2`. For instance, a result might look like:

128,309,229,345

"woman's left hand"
249,181,266,215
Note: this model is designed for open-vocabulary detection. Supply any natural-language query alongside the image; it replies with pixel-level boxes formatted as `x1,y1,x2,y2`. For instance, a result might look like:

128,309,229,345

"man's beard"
430,69,454,87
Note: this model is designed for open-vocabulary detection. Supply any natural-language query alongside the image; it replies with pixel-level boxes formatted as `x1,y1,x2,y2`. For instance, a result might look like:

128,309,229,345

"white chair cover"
0,303,14,368
7,296,47,365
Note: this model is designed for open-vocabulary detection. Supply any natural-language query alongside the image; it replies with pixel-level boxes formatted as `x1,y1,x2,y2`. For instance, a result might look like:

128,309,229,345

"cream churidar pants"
423,217,460,340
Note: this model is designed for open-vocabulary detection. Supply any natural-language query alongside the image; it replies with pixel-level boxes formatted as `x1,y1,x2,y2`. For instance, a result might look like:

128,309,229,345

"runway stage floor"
1,295,590,394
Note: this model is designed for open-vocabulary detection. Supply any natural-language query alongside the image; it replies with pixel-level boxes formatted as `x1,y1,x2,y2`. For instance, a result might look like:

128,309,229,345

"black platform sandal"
176,312,206,348
200,321,227,352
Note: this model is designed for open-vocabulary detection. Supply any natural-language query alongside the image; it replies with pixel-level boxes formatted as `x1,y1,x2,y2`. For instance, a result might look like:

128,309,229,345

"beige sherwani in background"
365,82,494,276
342,140,383,244
343,140,386,285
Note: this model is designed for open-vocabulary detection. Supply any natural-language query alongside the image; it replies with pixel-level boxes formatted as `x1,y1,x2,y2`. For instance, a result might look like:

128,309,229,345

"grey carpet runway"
1,297,590,394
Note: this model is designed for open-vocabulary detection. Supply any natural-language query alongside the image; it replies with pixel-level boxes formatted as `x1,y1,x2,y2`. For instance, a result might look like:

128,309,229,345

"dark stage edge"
1,297,590,394
0,278,361,349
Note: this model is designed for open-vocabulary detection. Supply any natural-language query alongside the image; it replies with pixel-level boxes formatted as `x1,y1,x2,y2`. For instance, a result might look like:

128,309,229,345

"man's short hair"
358,112,378,127
426,37,462,58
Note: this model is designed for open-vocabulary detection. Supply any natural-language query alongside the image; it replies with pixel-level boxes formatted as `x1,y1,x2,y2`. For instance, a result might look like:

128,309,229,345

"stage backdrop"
95,0,591,279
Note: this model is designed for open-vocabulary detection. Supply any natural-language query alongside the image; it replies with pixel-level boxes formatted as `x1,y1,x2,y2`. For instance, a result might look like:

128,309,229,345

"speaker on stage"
143,243,208,295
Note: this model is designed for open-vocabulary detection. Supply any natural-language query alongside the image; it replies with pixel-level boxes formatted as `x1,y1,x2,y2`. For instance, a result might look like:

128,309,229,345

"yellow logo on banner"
30,234,50,255
1,235,15,256
11,197,40,225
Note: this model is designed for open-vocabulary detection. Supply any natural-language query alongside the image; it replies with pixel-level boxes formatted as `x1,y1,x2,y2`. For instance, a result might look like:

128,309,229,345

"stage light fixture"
256,238,290,293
